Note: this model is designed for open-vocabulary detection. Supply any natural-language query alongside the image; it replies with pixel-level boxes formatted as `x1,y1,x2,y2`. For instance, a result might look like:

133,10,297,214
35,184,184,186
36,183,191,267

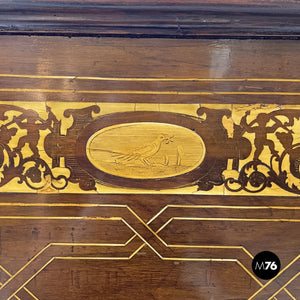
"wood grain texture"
0,34,299,299
0,36,300,103
0,0,300,38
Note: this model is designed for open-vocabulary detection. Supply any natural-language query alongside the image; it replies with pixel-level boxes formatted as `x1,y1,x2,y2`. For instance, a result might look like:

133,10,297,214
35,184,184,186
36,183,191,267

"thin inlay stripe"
0,74,300,82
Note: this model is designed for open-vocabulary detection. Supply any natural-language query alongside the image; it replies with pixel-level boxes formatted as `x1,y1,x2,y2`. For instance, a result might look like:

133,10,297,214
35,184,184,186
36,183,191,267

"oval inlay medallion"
86,122,206,179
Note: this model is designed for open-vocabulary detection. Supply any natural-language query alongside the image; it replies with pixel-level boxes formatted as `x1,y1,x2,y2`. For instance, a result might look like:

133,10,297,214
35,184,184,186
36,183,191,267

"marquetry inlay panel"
0,36,299,300
0,98,300,196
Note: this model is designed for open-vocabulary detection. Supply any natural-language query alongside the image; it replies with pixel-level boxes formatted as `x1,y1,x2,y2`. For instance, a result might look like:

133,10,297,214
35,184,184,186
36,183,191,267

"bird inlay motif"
112,134,173,166
96,134,173,166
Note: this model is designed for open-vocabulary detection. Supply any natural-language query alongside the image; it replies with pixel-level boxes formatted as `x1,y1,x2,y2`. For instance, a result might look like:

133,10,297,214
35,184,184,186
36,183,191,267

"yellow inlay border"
0,74,300,82
0,266,39,300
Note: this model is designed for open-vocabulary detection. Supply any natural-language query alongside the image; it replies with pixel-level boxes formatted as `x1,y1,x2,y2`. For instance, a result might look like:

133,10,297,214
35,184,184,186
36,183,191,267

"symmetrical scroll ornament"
0,105,67,191
225,109,300,194
1,103,300,194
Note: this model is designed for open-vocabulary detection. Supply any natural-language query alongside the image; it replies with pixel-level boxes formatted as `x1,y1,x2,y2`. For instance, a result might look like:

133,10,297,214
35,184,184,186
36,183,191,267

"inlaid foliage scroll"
1,103,300,195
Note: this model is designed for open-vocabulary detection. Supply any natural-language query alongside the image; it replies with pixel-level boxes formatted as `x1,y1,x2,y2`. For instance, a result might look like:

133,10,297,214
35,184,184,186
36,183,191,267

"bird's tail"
90,148,138,163
89,148,123,155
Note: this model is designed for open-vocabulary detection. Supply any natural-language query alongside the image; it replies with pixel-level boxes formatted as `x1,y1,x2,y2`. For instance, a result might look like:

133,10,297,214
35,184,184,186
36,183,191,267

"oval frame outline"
76,111,218,190
86,121,207,179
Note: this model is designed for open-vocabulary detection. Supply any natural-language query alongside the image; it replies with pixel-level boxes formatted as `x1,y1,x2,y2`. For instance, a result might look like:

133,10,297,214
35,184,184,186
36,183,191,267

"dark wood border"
76,111,218,189
0,1,300,38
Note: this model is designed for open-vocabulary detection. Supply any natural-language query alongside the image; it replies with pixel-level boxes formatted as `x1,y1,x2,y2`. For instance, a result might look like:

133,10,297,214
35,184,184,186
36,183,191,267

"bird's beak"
165,135,174,144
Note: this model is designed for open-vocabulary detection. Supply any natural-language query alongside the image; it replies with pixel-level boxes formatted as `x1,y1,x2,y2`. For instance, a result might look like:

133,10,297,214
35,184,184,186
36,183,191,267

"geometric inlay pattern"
0,203,299,299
